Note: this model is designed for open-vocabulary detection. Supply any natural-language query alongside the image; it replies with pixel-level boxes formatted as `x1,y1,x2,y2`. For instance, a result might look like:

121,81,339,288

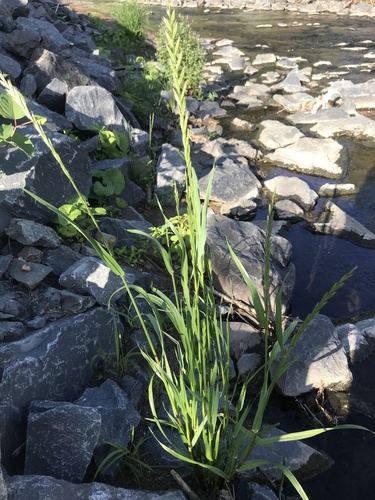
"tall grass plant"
1,6,372,495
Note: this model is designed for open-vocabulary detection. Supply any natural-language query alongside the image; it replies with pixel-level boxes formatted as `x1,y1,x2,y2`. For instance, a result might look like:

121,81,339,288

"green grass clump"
113,0,149,44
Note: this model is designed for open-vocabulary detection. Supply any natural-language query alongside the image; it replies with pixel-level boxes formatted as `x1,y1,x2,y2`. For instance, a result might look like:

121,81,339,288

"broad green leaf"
92,180,114,197
10,132,34,157
0,92,26,120
0,123,14,140
104,168,125,194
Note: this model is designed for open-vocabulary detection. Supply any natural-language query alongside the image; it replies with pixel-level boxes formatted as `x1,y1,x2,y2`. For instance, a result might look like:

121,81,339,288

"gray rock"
201,137,261,162
0,255,13,279
119,375,144,407
240,426,332,482
155,143,186,203
252,53,277,65
0,321,25,343
264,137,347,179
213,45,245,57
4,29,41,60
75,379,140,448
8,259,53,290
24,403,101,482
19,74,37,98
310,200,375,248
0,448,6,500
58,257,128,306
36,287,96,318
6,219,60,247
199,158,261,204
219,198,257,219
15,17,70,53
65,85,130,133
271,68,305,93
274,199,305,221
237,353,261,377
0,291,28,320
42,245,82,277
23,95,73,132
206,214,295,314
196,100,227,119
258,120,304,150
5,475,185,500
0,308,121,467
0,130,91,227
0,3,14,33
73,55,121,95
228,322,262,360
18,246,43,263
336,317,375,363
0,53,21,81
234,481,278,500
37,78,68,113
263,175,318,210
272,92,315,112
318,182,358,197
130,330,159,353
98,217,152,248
272,315,353,396
310,114,375,140
287,107,350,125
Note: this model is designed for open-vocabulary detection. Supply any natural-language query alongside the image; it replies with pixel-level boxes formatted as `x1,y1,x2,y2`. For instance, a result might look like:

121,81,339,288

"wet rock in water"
198,157,261,204
212,44,245,58
274,199,305,221
263,175,318,210
239,426,333,482
258,120,305,150
6,219,60,248
309,200,375,248
24,402,101,482
231,117,256,131
252,53,277,65
196,100,227,118
272,314,353,397
310,113,375,139
336,317,375,363
271,92,315,112
219,198,257,219
318,182,358,197
264,137,347,179
5,474,186,499
271,68,306,93
206,214,295,314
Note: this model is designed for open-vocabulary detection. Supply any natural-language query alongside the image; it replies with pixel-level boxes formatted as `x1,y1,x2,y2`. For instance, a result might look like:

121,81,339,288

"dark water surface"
69,3,375,498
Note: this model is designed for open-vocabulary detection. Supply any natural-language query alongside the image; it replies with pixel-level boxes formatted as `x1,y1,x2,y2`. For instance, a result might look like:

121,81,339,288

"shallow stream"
68,3,375,498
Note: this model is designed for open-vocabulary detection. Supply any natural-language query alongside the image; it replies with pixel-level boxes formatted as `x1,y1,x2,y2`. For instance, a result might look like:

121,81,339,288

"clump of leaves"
156,13,206,99
114,243,147,266
53,196,106,240
0,91,45,157
94,126,130,160
150,213,190,256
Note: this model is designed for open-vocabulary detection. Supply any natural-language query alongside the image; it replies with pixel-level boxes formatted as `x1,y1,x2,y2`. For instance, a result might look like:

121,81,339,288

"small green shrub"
156,12,205,99
113,0,149,42
94,126,130,160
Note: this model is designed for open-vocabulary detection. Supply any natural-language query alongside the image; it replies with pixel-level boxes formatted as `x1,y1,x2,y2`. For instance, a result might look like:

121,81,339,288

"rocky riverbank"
1,1,375,499
143,0,375,18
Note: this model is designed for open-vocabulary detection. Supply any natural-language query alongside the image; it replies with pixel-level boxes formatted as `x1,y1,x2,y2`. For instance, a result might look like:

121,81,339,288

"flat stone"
272,92,315,112
198,158,261,203
310,114,375,139
212,45,245,57
8,259,53,290
264,137,347,179
274,199,305,221
58,257,128,306
263,175,318,209
310,200,375,248
258,120,304,150
252,53,277,65
318,183,358,197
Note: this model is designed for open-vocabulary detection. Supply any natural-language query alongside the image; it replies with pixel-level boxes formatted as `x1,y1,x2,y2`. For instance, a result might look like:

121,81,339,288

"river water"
68,3,375,498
